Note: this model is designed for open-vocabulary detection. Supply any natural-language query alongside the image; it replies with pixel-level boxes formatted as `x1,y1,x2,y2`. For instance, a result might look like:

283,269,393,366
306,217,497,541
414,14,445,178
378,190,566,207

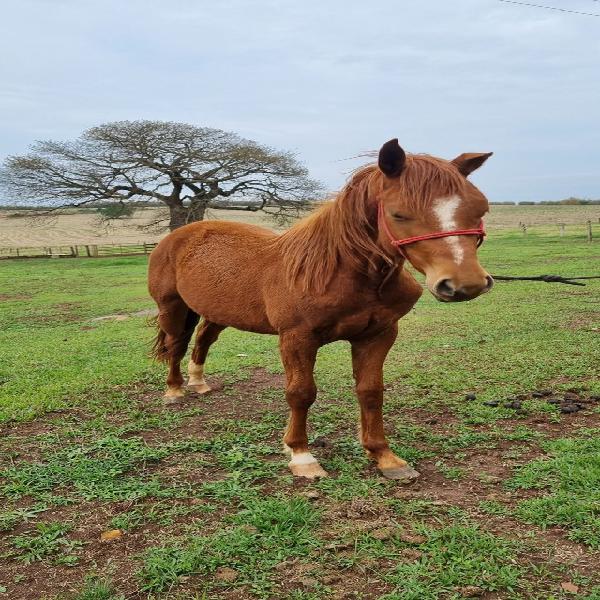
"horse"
148,138,493,483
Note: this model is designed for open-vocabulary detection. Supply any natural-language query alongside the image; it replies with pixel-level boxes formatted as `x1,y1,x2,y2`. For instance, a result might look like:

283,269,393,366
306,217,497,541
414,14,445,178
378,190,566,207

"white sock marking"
433,195,464,264
188,359,207,385
289,452,318,466
188,359,204,377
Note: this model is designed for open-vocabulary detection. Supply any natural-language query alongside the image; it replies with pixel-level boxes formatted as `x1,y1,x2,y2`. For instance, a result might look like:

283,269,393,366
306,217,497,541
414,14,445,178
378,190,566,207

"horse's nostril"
485,275,494,291
434,278,455,298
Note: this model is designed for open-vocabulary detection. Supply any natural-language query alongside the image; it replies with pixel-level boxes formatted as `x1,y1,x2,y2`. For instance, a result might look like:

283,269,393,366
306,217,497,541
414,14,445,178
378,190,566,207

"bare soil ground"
1,369,599,600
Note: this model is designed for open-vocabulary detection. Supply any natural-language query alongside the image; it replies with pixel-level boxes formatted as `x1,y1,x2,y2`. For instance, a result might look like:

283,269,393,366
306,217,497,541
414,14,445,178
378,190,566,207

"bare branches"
0,120,324,231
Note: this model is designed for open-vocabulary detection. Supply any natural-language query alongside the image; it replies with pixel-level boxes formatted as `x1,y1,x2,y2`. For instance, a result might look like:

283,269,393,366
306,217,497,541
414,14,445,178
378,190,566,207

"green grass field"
0,230,599,599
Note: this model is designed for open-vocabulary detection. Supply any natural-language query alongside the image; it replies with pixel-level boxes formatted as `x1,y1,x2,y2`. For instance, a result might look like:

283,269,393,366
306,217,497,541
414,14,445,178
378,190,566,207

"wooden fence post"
4,240,158,260
587,221,593,243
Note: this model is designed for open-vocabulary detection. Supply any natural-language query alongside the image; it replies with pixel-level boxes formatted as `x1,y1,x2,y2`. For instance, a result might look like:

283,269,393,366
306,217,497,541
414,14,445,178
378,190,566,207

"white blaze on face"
433,195,464,264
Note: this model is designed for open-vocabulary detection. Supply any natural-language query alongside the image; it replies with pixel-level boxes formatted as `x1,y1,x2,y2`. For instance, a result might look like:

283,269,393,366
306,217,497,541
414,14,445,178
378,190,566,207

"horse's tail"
149,315,169,363
148,308,200,363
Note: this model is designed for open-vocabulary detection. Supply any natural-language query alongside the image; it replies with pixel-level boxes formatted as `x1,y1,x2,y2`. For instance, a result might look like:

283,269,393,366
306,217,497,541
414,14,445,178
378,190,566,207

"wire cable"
497,0,600,17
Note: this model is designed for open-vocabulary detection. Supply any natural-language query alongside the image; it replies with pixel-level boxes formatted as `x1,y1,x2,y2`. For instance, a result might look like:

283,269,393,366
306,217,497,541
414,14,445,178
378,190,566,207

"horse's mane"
275,154,467,292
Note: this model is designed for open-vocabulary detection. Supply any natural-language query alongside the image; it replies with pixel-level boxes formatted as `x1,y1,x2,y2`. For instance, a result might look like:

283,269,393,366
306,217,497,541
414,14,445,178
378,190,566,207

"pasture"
1,204,599,249
0,226,599,599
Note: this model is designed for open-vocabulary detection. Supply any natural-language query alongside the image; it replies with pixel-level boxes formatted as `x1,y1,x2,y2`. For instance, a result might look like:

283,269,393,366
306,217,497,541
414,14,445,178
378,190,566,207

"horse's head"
375,139,494,302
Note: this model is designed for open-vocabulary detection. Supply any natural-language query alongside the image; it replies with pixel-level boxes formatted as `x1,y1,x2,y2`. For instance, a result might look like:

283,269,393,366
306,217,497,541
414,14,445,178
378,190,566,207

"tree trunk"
168,204,188,231
167,202,207,231
188,202,207,223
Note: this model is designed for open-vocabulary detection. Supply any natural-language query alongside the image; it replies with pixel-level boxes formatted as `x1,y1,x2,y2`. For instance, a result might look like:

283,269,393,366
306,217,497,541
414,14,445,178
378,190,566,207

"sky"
1,0,599,202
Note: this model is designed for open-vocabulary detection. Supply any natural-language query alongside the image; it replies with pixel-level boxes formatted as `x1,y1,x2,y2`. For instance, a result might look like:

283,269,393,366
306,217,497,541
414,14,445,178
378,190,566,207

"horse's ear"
378,138,406,178
451,152,493,177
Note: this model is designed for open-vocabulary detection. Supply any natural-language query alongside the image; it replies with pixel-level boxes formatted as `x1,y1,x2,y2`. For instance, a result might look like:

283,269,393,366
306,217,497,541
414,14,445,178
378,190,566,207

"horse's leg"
351,326,420,482
158,298,199,400
187,319,226,394
279,332,326,479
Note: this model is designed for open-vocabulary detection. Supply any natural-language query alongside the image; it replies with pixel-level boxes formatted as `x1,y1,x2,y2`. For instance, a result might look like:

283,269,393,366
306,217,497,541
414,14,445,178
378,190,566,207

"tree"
0,121,324,231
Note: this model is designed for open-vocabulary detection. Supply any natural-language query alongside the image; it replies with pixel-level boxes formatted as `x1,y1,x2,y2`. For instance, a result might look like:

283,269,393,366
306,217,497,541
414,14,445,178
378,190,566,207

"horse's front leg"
279,331,327,479
351,326,420,482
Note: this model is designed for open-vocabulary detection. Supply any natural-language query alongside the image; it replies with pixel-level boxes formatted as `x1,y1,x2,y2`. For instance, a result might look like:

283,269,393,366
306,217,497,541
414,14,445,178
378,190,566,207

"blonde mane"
276,154,467,292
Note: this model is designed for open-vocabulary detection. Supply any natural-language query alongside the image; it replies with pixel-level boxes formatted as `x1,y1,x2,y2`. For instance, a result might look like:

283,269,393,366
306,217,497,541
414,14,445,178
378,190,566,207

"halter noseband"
377,200,486,259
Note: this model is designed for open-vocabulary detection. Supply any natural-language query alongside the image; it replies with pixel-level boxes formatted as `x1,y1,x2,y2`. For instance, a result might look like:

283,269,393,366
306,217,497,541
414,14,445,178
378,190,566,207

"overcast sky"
1,0,599,201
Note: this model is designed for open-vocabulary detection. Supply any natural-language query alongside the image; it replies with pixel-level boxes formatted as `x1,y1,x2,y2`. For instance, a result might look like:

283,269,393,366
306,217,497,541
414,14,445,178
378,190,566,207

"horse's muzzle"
432,275,494,302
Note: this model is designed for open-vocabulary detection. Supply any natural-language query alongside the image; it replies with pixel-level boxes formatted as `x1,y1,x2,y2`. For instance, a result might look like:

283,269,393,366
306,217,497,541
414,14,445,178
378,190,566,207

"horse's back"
149,220,279,333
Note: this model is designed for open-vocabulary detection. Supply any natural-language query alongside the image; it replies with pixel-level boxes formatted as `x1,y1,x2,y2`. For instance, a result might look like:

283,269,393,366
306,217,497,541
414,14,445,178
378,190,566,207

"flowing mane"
276,154,467,292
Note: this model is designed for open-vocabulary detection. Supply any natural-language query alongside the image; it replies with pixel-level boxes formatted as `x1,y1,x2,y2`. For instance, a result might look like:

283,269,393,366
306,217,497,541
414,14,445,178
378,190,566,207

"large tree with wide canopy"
0,120,323,230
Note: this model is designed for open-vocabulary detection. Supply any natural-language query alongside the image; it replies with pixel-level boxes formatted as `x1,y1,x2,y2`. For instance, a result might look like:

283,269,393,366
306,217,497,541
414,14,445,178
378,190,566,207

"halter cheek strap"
377,200,486,258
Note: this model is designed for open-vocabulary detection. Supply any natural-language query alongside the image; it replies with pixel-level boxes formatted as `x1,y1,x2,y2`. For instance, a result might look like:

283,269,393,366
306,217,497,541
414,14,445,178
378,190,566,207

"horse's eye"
393,213,410,222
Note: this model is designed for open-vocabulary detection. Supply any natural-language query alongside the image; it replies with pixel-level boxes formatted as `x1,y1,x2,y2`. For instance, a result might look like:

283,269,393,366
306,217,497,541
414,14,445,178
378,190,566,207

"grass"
9,522,81,565
1,434,200,502
138,496,320,596
508,429,600,548
0,225,599,598
380,524,524,600
70,577,125,600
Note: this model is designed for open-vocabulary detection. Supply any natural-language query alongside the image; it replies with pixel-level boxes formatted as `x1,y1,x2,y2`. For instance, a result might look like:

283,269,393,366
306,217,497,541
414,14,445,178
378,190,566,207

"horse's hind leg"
187,320,225,394
156,298,199,400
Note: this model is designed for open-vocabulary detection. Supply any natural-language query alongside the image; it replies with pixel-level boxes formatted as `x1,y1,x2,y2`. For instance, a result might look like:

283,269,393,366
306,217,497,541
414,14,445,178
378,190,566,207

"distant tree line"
490,198,600,206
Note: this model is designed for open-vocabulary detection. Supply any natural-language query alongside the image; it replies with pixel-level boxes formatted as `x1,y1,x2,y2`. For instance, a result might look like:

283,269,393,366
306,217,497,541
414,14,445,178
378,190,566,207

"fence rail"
0,220,597,260
514,220,596,242
0,241,158,260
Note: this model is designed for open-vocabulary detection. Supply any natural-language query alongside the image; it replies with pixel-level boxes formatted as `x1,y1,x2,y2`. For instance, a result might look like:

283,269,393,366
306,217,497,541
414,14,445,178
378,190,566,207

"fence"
0,241,158,260
0,220,597,260
515,220,596,242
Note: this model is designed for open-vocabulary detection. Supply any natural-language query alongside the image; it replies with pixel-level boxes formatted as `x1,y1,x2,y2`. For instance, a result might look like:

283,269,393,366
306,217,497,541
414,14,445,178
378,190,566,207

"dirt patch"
0,293,32,302
2,372,600,599
91,308,158,322
566,312,600,332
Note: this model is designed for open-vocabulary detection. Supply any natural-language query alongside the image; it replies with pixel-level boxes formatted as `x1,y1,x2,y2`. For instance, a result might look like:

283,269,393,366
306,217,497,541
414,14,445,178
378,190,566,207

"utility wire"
497,0,600,17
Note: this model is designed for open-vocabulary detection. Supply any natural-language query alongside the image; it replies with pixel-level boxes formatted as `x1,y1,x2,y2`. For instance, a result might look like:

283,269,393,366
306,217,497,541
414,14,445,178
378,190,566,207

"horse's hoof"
188,382,212,395
381,465,420,483
164,386,184,399
164,387,185,405
290,462,328,480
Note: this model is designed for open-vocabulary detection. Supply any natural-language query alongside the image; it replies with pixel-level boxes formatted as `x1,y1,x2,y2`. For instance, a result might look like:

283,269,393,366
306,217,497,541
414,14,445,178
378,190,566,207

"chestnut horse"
148,139,493,482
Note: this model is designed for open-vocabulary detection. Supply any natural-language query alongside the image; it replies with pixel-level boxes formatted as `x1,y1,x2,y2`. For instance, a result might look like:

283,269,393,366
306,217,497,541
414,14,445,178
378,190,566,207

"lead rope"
376,201,597,288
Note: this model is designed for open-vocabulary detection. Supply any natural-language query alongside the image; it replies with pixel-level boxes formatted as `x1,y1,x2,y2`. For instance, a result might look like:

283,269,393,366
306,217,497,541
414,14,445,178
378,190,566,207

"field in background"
1,204,599,248
0,207,275,248
0,231,599,599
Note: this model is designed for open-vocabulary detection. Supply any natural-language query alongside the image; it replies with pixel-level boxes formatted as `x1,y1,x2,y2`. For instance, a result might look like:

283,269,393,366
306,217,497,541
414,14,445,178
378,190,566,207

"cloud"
1,0,598,201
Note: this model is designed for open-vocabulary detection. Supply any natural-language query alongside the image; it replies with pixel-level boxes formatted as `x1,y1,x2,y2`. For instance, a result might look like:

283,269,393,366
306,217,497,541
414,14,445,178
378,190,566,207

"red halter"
377,200,486,258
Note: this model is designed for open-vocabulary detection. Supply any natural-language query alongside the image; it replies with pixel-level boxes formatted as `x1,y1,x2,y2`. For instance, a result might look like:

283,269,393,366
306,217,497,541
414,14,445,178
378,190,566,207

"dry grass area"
0,204,598,249
0,207,276,248
489,204,599,228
